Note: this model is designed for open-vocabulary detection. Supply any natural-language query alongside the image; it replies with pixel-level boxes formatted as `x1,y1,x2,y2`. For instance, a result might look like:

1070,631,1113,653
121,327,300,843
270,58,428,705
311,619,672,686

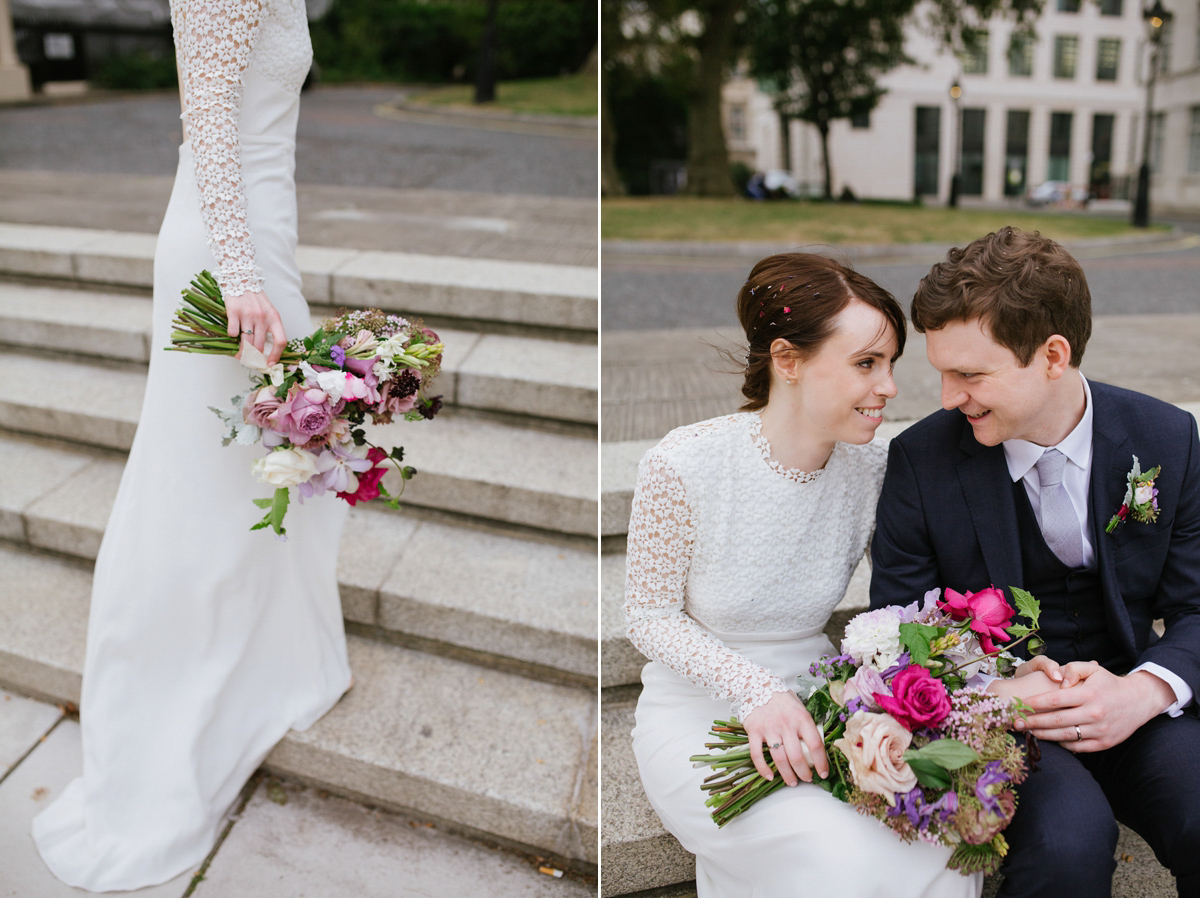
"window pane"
1091,113,1115,196
1055,35,1079,78
963,31,989,74
1096,38,1120,81
1006,110,1030,196
851,110,870,129
1151,111,1165,174
1189,107,1200,173
1100,0,1122,15
1057,0,1080,11
1048,111,1073,181
1009,34,1034,76
914,106,941,195
961,108,986,196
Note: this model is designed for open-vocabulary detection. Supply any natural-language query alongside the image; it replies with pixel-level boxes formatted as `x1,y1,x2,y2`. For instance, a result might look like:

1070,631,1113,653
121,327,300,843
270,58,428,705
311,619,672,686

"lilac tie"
1035,448,1084,568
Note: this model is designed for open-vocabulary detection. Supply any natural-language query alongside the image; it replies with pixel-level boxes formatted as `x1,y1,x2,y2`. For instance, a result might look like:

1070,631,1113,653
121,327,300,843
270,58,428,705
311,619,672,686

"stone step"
0,431,596,683
0,543,598,868
0,282,597,426
0,352,598,538
0,222,597,336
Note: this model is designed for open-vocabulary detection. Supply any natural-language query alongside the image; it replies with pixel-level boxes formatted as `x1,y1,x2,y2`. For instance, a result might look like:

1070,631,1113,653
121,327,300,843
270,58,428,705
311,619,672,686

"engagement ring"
242,328,255,335
770,742,782,749
1074,725,1082,742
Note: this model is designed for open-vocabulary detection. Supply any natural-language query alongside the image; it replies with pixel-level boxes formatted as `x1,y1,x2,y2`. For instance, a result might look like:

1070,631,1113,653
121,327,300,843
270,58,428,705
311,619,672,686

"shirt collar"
1002,373,1093,483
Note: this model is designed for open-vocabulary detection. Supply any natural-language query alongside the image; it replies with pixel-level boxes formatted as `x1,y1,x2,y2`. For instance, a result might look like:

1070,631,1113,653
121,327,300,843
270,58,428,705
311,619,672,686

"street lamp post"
1132,0,1172,227
949,80,963,208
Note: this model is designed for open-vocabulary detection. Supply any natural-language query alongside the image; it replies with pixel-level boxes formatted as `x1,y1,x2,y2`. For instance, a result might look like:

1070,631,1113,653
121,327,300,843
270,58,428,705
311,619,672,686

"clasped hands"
999,656,1176,753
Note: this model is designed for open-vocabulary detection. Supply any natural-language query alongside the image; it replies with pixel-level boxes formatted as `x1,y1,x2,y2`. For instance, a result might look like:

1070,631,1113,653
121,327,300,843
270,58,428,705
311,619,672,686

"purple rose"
270,386,333,447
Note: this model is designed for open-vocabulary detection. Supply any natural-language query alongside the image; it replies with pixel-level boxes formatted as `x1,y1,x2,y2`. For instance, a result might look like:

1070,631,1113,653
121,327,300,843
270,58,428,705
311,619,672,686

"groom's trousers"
997,713,1200,898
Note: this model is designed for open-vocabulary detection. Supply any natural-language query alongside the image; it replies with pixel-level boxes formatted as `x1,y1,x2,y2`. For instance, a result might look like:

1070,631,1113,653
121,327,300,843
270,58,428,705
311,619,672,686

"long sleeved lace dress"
625,413,981,898
31,1,352,890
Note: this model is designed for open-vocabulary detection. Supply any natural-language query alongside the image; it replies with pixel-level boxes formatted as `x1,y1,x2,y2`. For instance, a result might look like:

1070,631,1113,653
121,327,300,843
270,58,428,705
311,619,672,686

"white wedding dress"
626,413,982,898
32,0,352,890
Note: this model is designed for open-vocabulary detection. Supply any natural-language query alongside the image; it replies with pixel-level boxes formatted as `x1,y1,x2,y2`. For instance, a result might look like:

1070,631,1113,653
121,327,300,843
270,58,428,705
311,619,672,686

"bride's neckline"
746,412,829,484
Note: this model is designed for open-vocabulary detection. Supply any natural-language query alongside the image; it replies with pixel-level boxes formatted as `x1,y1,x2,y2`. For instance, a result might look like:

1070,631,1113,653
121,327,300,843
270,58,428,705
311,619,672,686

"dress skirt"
32,67,353,892
632,628,983,898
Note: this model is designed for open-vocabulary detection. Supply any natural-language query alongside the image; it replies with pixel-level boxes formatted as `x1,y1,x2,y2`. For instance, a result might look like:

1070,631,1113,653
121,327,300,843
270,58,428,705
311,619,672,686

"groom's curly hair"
911,226,1092,367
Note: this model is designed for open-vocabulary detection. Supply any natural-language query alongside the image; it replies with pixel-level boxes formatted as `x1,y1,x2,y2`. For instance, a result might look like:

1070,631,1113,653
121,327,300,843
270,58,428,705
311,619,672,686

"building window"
1008,34,1034,77
1006,109,1030,196
728,104,746,142
1096,38,1120,81
1091,113,1115,197
961,109,986,196
1151,111,1165,174
851,110,870,129
1054,35,1079,78
1190,107,1200,173
1049,111,1073,181
962,31,989,74
1099,0,1122,14
1057,0,1080,11
914,106,941,196
1159,20,1173,74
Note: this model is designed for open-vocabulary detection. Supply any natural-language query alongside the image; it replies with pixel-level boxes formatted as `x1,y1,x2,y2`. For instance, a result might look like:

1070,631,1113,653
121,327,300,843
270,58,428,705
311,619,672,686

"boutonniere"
1105,455,1161,534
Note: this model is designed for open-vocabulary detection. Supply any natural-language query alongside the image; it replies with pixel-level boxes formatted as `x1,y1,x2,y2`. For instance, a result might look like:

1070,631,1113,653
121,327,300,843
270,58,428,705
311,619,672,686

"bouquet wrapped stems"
168,270,303,362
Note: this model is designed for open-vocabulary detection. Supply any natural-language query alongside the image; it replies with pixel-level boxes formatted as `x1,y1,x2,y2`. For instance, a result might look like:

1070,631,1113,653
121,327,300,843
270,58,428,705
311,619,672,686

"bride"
32,0,352,890
625,253,1060,897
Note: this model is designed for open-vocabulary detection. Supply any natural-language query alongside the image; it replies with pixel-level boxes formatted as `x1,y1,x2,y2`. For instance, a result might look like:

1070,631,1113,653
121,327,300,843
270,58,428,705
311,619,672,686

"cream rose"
832,712,918,805
252,447,320,488
1134,483,1155,505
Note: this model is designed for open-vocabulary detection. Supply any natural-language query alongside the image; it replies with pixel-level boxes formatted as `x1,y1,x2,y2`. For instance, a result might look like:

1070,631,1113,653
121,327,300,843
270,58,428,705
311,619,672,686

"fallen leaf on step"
31,788,48,801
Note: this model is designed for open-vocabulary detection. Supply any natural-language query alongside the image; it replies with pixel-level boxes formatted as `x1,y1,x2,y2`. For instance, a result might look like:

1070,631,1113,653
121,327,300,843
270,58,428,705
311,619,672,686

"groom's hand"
1014,668,1177,751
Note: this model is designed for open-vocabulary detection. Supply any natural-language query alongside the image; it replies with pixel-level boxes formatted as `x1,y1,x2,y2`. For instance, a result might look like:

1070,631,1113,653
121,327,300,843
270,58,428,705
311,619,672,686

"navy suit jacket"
869,380,1200,702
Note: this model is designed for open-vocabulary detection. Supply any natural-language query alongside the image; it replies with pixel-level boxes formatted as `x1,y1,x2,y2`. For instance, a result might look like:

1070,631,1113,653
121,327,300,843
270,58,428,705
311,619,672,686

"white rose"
841,607,904,671
252,447,319,488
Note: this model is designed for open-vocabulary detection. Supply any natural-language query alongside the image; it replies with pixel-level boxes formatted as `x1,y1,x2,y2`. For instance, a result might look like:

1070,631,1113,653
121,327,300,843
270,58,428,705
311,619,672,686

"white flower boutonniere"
1106,455,1161,534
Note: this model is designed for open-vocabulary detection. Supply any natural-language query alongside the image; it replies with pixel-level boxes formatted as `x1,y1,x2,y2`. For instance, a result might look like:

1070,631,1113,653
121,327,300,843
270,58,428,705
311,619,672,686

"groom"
869,226,1200,897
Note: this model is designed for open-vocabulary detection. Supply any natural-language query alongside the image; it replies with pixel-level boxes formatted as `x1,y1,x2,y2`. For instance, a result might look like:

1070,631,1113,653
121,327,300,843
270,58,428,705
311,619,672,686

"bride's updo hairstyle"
736,253,907,411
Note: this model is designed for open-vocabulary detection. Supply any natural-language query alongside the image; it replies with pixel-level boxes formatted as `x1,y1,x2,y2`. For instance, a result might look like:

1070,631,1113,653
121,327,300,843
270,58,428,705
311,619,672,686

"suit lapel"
1088,384,1140,659
956,421,1025,597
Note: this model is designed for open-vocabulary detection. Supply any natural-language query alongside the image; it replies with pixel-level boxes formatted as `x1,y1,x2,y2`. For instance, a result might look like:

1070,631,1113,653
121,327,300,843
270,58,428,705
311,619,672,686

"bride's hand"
743,691,830,787
225,290,287,366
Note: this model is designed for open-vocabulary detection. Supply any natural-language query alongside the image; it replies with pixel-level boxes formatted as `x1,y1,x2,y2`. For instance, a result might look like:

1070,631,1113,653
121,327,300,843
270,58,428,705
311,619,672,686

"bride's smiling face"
776,300,899,444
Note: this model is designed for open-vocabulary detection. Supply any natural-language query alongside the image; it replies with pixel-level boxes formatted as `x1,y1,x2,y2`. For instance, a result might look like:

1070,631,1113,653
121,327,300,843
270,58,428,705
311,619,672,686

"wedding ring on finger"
242,328,255,335
1074,725,1083,742
770,742,782,750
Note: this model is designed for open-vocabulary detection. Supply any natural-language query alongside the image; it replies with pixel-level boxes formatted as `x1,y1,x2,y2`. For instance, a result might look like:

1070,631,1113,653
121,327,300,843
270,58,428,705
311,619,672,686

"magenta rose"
336,447,388,506
243,386,283,429
270,386,333,447
874,665,951,732
939,586,1015,655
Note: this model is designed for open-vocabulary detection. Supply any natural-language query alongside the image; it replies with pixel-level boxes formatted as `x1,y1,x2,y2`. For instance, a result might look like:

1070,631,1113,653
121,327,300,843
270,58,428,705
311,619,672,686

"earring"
786,378,795,385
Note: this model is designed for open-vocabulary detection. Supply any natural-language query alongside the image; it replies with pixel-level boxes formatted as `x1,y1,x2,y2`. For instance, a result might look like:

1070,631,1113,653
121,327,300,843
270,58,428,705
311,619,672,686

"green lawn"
602,197,1160,245
410,73,597,118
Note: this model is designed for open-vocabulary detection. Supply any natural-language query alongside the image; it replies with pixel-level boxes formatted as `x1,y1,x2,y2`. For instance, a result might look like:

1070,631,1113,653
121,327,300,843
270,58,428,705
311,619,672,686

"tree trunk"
818,120,833,200
474,0,500,104
601,71,625,196
684,0,744,197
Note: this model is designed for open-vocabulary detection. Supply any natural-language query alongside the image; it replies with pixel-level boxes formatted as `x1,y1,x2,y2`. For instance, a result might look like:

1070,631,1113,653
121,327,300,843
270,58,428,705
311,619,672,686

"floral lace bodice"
624,413,887,721
170,0,312,298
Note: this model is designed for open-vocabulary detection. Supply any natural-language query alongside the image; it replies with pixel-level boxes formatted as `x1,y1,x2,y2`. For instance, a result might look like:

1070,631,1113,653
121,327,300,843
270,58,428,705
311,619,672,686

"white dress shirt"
1002,374,1192,717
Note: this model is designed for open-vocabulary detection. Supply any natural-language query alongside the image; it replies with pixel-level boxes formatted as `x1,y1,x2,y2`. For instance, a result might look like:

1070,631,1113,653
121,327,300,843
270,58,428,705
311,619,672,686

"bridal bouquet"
691,587,1043,875
168,270,444,536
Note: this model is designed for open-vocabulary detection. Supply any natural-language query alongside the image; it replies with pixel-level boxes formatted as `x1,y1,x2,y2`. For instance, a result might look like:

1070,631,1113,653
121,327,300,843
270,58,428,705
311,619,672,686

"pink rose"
875,665,951,732
243,386,283,429
270,386,333,447
938,586,1015,655
832,712,917,806
336,448,389,506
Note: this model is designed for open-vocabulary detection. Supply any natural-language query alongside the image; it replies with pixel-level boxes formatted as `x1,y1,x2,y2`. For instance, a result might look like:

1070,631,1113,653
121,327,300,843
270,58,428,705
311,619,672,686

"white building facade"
723,0,1167,205
1153,0,1200,210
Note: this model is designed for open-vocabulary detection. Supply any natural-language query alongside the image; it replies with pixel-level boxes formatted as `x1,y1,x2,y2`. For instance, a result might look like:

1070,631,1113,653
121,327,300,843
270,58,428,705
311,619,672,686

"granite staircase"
0,222,599,874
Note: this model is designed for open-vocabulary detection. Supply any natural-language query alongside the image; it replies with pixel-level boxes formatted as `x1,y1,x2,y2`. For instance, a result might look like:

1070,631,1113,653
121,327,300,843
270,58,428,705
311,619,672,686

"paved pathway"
1,691,592,897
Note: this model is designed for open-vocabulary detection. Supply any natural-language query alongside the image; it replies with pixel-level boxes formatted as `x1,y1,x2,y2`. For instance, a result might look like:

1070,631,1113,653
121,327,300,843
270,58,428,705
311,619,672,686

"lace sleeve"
624,450,791,721
172,0,265,298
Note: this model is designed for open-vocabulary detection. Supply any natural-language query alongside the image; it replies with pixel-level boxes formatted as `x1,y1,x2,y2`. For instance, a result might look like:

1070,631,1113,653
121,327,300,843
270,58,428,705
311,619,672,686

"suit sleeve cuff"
1131,662,1194,717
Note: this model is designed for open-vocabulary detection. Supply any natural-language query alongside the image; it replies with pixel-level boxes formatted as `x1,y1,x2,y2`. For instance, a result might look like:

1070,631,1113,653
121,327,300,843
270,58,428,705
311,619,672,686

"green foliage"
92,51,178,91
898,621,940,667
311,0,595,83
948,833,1009,875
251,488,291,537
903,739,981,789
1009,586,1042,629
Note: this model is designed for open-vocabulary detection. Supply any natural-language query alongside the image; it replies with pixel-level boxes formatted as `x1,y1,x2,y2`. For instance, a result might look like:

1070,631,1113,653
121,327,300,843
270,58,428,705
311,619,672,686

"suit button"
1070,609,1080,618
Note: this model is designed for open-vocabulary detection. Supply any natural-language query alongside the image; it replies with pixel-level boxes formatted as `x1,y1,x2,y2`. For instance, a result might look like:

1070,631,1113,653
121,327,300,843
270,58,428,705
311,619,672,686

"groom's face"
924,318,1052,446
